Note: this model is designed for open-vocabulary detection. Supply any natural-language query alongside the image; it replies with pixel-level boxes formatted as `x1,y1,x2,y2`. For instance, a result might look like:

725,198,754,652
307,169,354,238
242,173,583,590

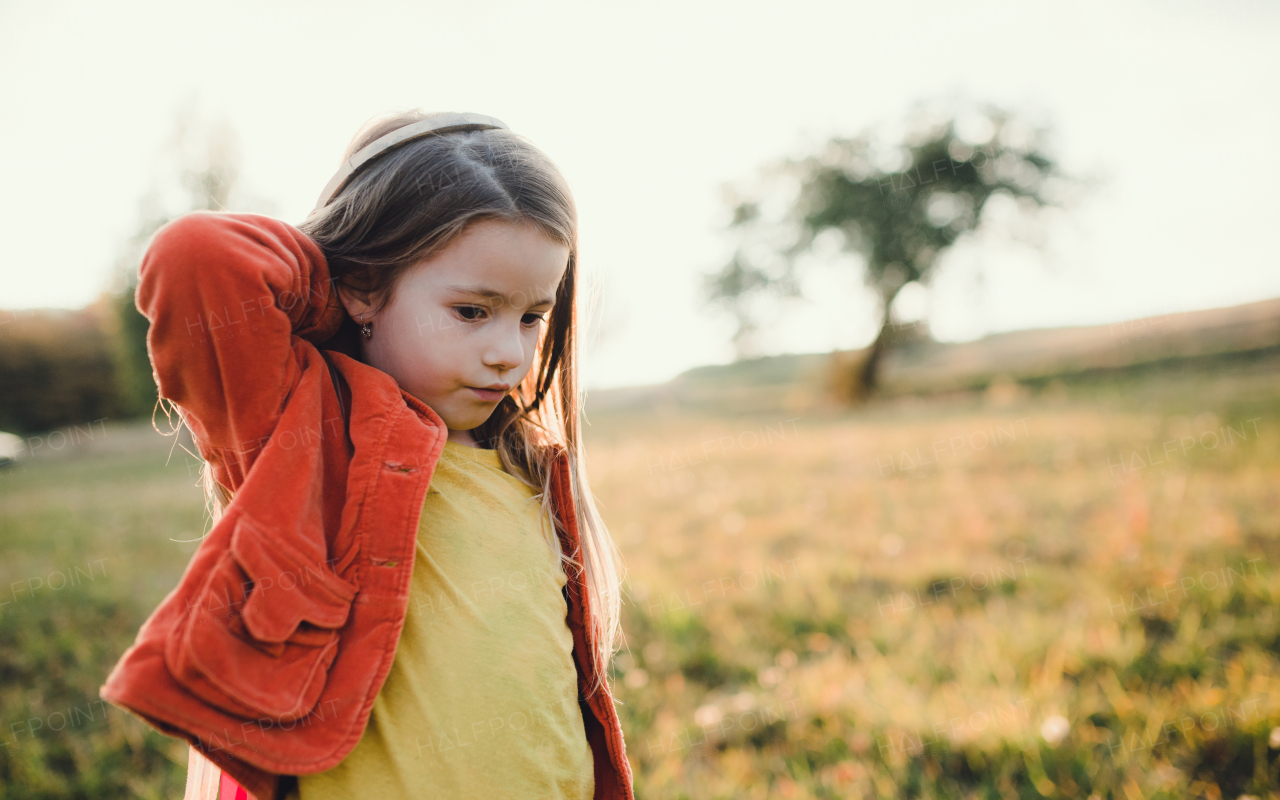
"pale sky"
2,0,1277,389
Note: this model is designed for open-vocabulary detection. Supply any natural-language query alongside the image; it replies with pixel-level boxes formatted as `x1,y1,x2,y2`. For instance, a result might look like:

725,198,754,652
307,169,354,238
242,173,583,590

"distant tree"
107,197,174,419
703,97,1077,400
0,103,263,435
0,303,123,435
107,99,275,417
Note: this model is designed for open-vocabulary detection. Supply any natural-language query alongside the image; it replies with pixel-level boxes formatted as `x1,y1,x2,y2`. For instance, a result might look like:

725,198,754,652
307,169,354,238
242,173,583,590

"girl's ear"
334,281,376,321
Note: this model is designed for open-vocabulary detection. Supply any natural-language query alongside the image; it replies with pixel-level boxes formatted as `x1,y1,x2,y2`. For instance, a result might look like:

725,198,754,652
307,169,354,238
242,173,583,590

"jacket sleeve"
135,211,345,486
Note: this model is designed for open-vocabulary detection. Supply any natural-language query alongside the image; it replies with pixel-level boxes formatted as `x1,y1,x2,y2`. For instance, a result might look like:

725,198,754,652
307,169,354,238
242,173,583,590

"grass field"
2,355,1279,799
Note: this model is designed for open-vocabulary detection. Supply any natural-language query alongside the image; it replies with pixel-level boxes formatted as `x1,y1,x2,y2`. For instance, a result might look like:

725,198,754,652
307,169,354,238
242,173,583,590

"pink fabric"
220,772,250,800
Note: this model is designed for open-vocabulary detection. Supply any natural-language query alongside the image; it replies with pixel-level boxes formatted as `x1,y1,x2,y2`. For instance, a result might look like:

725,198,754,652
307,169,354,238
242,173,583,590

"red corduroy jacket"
99,211,635,800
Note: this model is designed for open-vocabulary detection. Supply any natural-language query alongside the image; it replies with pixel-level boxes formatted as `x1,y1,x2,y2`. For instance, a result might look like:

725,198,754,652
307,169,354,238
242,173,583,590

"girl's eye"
453,305,544,325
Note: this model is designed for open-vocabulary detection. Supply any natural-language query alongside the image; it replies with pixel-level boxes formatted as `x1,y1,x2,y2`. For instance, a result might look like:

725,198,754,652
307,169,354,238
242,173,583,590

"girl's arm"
135,211,344,486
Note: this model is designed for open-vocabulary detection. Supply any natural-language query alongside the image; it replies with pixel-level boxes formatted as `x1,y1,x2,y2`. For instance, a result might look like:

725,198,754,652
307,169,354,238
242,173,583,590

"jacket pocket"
165,513,358,721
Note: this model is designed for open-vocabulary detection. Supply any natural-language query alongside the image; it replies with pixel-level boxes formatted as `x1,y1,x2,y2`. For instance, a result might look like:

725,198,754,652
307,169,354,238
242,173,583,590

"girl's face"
338,218,569,447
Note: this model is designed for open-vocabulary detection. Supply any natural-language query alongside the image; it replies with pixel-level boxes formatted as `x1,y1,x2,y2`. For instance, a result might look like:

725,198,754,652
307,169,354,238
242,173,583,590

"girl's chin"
437,407,497,432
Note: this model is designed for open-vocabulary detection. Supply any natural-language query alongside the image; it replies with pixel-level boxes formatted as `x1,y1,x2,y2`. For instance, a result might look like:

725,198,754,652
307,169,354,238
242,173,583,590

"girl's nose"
482,321,525,371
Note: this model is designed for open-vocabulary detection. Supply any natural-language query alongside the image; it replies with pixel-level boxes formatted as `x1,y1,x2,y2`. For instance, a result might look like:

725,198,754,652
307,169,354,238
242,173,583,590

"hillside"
584,296,1280,416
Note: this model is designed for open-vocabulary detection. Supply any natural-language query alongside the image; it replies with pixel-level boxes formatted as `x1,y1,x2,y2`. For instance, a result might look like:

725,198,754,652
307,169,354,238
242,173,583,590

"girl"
100,110,634,800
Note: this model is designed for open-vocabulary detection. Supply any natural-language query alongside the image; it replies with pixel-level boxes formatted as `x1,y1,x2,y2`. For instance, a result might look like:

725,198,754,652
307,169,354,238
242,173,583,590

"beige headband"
311,111,509,213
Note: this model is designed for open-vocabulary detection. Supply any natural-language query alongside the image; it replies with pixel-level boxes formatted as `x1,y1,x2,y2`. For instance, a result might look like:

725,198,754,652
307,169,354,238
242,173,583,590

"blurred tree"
703,98,1076,401
0,101,273,435
0,303,122,435
107,99,274,417
107,197,174,420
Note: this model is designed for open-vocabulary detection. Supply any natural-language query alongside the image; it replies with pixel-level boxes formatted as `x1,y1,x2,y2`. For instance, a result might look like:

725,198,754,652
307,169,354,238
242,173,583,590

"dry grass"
2,359,1278,798
586,362,1280,799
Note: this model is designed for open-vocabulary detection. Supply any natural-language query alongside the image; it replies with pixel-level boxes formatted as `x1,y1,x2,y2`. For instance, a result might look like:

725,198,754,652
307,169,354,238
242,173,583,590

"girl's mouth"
469,387,507,402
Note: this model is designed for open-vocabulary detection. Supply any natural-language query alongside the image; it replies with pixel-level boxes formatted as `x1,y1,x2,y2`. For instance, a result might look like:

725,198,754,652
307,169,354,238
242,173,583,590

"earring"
359,314,373,339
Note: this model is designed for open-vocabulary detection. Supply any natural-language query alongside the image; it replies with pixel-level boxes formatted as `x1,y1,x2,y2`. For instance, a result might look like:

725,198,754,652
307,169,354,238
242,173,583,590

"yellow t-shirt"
292,440,595,800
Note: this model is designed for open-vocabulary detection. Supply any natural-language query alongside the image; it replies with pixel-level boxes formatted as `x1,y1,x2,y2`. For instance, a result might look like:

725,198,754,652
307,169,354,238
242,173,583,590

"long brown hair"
199,109,625,699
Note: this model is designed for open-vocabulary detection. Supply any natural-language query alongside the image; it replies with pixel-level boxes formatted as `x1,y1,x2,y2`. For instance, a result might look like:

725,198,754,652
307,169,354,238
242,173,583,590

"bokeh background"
3,1,1279,798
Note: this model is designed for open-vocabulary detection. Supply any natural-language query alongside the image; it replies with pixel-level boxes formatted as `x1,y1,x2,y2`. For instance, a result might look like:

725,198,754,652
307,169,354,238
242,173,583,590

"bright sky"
2,0,1277,389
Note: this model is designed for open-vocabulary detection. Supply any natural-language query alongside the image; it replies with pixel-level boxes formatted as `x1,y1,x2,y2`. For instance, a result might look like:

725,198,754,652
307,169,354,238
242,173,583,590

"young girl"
100,110,634,800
